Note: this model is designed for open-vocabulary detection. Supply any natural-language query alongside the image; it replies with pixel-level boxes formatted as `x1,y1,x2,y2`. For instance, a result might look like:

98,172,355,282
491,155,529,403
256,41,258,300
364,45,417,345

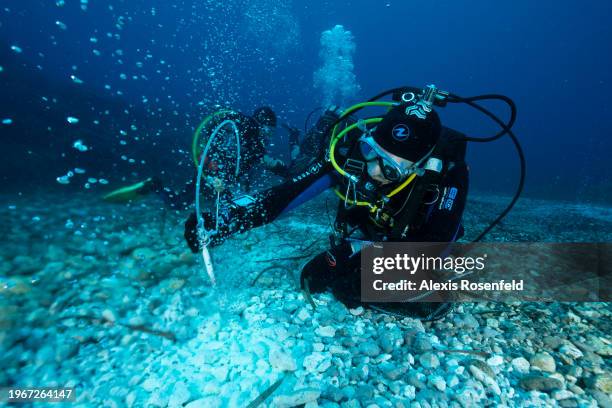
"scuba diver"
103,106,286,209
278,106,343,178
184,84,524,321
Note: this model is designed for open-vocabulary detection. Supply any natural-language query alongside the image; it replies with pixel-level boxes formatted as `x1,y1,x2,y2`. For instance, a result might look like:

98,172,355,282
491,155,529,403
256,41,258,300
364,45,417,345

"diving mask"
359,135,415,182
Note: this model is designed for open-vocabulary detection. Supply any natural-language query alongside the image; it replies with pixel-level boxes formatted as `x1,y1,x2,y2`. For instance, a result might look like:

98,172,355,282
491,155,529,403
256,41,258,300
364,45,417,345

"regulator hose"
446,93,525,241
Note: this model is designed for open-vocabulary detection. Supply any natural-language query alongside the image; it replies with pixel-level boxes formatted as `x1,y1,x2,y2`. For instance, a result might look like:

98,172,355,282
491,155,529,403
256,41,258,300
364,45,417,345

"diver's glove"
184,211,230,252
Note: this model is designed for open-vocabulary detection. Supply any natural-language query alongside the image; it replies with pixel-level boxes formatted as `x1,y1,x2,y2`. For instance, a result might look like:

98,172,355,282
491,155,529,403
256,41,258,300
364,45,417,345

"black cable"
367,86,422,102
447,93,517,142
473,129,525,242
447,95,525,241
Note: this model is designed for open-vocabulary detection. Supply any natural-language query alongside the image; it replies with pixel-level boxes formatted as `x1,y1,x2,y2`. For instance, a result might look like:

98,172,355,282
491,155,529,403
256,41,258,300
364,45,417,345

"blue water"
1,0,611,202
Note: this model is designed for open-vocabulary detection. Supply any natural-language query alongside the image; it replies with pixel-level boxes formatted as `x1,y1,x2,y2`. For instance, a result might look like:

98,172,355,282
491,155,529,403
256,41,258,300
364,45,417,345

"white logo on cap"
392,124,411,141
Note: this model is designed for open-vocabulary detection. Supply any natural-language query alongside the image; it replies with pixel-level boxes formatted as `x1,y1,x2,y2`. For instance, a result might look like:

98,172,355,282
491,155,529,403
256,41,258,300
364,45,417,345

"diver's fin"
103,177,158,203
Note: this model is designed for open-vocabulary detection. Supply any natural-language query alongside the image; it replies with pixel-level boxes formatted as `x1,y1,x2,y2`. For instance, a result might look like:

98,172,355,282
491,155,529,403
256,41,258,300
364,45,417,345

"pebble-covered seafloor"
1,191,611,407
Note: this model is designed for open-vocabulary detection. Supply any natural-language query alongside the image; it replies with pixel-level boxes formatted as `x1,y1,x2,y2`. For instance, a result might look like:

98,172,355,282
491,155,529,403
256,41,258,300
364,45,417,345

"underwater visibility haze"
0,1,611,407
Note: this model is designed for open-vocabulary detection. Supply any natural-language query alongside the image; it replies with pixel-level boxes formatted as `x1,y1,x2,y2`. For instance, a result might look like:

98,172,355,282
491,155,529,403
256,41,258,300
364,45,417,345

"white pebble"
102,309,116,322
315,326,336,338
269,348,296,372
429,375,446,392
511,357,530,373
559,344,583,359
487,355,504,366
349,307,364,316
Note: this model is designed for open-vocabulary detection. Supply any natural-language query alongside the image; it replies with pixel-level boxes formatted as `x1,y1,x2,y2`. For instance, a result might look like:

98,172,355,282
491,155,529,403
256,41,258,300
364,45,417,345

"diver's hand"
263,154,285,169
184,212,226,252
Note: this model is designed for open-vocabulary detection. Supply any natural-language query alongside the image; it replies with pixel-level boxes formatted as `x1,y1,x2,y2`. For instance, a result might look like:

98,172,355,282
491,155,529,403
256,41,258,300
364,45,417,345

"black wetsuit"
274,109,341,179
185,125,469,318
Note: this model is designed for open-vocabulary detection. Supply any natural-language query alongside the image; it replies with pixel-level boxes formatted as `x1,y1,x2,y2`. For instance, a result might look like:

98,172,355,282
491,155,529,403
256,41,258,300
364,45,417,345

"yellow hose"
329,118,383,178
330,101,396,144
329,100,418,211
387,173,417,197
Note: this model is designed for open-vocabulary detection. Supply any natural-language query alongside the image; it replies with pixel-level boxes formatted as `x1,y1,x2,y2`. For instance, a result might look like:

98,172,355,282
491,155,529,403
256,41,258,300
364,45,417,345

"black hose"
447,93,517,142
366,86,422,102
446,94,525,241
472,129,525,242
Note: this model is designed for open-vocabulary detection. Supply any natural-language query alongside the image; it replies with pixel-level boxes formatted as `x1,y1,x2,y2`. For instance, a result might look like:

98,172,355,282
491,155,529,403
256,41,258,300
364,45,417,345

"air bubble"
56,175,71,184
73,140,89,152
